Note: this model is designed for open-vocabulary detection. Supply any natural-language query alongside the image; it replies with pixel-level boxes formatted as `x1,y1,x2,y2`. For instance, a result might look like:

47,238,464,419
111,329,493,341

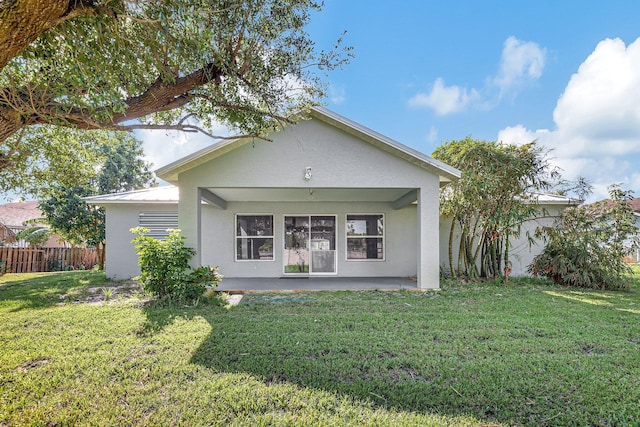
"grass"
1,269,639,426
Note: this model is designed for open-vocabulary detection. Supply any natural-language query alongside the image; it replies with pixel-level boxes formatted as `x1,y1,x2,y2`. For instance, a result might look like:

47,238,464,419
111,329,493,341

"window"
346,214,384,260
138,211,178,239
236,215,274,261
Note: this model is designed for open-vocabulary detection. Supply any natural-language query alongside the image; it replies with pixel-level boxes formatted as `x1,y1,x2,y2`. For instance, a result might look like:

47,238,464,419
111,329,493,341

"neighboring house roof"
88,185,580,207
0,201,44,227
155,107,462,184
87,186,179,205
591,197,640,212
0,201,70,248
527,193,582,205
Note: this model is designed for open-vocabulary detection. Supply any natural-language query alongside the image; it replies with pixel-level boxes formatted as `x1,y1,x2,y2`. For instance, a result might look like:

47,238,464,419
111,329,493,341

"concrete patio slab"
216,277,419,292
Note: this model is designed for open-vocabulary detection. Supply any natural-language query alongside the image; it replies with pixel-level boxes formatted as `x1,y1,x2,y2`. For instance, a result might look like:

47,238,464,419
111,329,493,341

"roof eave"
86,199,179,206
154,107,462,184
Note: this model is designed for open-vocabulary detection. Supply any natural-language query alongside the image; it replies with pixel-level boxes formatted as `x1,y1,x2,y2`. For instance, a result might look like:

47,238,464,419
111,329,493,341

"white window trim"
234,213,275,262
345,213,385,262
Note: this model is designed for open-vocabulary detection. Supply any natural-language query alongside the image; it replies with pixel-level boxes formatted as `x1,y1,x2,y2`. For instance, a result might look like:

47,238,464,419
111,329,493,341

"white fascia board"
84,186,179,205
155,107,462,184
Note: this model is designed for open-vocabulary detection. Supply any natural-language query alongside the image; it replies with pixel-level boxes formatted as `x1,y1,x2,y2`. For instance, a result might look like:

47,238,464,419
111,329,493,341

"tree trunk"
448,219,456,279
0,63,224,148
97,241,106,270
504,230,511,283
0,0,98,71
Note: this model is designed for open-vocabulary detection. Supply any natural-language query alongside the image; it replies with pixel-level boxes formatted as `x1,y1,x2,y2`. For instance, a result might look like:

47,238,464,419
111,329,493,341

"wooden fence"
0,247,98,274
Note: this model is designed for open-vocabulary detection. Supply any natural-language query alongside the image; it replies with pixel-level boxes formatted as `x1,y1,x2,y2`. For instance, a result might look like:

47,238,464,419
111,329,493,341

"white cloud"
497,124,549,146
410,37,545,115
328,85,346,105
408,78,479,115
492,36,546,96
554,38,640,156
427,126,438,144
498,37,640,201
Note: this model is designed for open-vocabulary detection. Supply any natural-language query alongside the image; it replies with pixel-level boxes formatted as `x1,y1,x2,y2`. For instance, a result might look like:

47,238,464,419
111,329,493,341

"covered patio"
216,276,419,292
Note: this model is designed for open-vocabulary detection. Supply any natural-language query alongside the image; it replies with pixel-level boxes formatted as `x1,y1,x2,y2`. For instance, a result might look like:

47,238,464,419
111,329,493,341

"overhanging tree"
39,132,155,268
432,138,561,280
0,125,140,194
0,0,351,172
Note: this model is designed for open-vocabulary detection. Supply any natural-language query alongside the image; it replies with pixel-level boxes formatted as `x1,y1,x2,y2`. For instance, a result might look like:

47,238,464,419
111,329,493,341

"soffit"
207,187,414,203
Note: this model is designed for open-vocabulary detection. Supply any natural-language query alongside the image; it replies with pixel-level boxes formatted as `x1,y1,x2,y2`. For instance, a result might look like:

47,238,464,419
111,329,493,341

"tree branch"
193,95,296,125
0,61,228,141
115,123,272,142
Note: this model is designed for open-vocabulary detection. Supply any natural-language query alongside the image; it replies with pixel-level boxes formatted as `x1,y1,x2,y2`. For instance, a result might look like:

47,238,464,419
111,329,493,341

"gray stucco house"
89,108,578,288
89,108,461,289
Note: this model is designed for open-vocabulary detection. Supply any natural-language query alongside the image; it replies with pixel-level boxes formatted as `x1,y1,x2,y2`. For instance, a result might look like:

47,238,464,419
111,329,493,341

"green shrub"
131,227,222,302
528,185,639,290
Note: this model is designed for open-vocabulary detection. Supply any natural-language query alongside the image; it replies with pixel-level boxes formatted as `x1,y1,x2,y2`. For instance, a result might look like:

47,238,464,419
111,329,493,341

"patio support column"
417,182,440,289
178,185,201,267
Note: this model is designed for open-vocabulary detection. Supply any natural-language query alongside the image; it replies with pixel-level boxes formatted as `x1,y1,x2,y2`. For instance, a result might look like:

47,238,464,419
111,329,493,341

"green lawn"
1,269,639,426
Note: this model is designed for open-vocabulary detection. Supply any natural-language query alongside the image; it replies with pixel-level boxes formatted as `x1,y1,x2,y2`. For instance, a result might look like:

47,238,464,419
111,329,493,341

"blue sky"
142,1,640,201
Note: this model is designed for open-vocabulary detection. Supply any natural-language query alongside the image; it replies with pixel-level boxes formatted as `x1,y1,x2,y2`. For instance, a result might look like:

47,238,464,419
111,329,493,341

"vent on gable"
138,211,179,239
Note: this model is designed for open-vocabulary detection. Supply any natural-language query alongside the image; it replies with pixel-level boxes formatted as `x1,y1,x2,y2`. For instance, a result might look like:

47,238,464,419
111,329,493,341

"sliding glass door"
284,215,336,275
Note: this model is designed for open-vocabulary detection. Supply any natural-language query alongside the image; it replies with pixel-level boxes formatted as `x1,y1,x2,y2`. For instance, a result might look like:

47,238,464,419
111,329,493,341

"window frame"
345,213,385,261
283,214,338,275
235,213,275,262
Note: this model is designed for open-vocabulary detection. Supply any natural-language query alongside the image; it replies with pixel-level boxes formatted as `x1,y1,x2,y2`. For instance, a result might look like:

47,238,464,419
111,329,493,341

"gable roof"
155,107,461,184
590,197,640,215
87,185,581,208
0,201,43,227
86,186,179,205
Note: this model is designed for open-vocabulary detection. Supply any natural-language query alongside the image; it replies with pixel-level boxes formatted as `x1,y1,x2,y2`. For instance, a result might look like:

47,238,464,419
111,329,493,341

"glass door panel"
284,216,309,273
284,215,337,275
310,215,336,274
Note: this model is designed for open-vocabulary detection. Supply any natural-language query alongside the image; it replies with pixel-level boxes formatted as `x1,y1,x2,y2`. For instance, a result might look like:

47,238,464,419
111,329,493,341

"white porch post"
417,184,440,290
178,185,201,267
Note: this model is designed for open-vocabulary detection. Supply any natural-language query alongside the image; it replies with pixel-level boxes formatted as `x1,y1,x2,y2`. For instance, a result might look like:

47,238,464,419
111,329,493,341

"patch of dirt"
58,281,146,304
57,282,241,306
17,358,50,372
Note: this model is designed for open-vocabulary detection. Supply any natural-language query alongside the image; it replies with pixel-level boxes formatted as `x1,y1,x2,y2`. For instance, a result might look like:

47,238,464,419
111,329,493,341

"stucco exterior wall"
199,201,418,278
438,204,566,277
178,117,442,288
104,204,177,280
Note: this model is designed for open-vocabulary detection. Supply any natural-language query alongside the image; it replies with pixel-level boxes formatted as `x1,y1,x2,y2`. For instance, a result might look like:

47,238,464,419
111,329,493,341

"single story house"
88,107,461,289
88,108,578,288
439,193,581,277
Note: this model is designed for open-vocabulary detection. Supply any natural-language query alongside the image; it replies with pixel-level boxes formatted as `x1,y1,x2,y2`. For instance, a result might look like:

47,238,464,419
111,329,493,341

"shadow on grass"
139,297,520,424
136,283,640,426
0,271,108,311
